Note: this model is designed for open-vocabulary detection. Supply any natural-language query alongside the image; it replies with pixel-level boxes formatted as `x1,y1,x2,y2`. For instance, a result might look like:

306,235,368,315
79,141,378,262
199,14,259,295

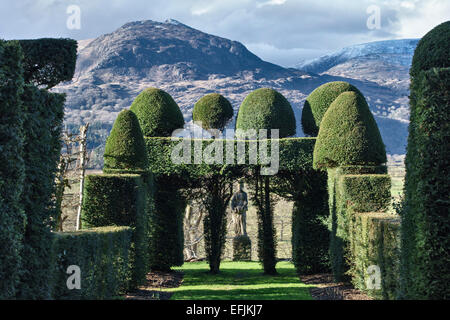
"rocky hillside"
54,20,413,158
296,39,419,121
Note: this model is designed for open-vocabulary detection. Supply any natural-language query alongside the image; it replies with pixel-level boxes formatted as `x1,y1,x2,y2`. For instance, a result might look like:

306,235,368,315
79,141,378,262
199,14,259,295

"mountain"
75,19,293,81
295,39,419,120
54,20,413,160
295,39,418,74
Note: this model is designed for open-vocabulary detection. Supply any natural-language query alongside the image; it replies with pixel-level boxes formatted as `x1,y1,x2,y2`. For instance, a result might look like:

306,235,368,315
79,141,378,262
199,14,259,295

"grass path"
164,261,313,300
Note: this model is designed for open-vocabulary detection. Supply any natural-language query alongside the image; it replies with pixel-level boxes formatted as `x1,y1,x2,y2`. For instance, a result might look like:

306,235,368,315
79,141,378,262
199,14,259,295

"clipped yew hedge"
146,136,316,273
301,81,363,136
400,66,450,299
18,85,66,299
0,40,25,299
18,38,77,89
52,226,132,299
400,21,450,300
409,21,450,78
290,171,329,274
103,109,148,171
313,91,386,169
327,168,393,284
235,88,296,138
129,88,186,270
349,213,400,300
193,93,233,132
149,174,185,271
130,87,184,137
82,174,151,287
0,37,77,299
144,137,316,177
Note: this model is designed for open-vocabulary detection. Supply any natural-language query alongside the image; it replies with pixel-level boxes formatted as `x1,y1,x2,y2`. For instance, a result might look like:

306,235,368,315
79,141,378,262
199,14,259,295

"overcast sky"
1,0,449,66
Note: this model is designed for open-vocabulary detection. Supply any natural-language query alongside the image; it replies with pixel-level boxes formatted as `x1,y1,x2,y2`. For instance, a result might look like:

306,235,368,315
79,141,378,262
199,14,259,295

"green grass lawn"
165,261,313,300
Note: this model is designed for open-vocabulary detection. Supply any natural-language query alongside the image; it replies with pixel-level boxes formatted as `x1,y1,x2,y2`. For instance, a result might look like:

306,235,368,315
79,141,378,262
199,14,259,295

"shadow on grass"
170,286,312,300
169,261,313,300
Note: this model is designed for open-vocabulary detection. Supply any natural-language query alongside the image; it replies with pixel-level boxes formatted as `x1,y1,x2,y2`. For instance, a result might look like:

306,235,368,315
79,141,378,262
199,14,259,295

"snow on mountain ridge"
296,39,419,73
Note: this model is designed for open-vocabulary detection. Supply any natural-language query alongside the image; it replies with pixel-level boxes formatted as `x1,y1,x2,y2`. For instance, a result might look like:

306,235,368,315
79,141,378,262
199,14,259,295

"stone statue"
230,180,248,236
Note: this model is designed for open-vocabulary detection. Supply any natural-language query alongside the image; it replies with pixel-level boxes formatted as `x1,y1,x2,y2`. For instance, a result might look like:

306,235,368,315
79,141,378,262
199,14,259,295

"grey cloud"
0,0,447,67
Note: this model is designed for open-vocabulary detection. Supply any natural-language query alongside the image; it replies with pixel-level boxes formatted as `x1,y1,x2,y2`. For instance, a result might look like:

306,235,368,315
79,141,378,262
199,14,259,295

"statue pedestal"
232,235,251,261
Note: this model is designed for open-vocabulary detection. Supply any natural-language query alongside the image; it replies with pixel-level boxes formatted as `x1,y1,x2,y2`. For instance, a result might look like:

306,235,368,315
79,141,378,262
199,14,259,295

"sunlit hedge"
81,173,152,287
52,226,133,299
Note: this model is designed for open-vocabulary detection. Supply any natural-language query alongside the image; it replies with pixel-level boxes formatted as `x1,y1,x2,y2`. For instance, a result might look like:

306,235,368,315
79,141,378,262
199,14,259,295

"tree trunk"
75,123,89,231
262,175,277,275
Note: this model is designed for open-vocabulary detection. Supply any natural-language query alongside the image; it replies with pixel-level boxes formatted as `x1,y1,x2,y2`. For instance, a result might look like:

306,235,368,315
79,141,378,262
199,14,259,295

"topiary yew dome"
410,21,450,78
103,109,148,171
192,93,233,132
130,87,185,137
235,88,296,138
301,81,362,137
313,91,386,169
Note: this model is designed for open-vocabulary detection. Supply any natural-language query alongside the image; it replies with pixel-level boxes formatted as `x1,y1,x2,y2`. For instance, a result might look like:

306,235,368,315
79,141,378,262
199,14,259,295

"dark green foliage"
410,21,450,78
201,177,232,274
144,136,315,275
301,81,362,136
334,165,387,175
0,40,25,299
81,174,151,287
400,23,450,299
0,37,76,299
233,235,251,261
349,213,400,300
149,175,185,271
145,137,315,176
17,85,66,299
82,174,147,227
400,66,450,299
193,93,233,132
103,109,148,172
269,165,329,275
341,174,391,212
327,168,392,282
235,88,296,138
313,91,386,169
52,226,132,299
130,87,185,137
249,172,277,275
327,169,347,282
19,38,77,89
194,169,241,274
290,171,330,274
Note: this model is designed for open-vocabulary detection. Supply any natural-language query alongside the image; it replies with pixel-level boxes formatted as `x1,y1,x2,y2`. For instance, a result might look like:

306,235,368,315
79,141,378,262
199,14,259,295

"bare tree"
54,123,90,232
76,123,89,231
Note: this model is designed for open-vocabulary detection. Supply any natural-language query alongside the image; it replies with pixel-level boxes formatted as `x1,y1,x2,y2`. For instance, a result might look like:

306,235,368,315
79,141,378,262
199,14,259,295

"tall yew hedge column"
400,21,450,300
313,90,387,281
19,86,66,298
86,109,153,288
130,88,186,270
192,93,234,273
0,40,25,299
236,88,296,275
301,81,363,137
